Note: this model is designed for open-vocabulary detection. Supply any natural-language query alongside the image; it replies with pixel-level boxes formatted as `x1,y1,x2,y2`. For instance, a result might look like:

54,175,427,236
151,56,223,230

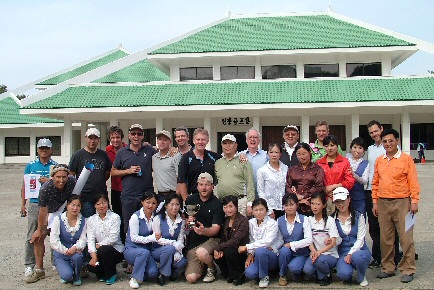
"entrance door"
216,132,248,154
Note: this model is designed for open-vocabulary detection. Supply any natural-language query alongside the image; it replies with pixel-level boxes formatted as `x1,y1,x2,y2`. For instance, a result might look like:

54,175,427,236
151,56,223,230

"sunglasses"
130,132,144,136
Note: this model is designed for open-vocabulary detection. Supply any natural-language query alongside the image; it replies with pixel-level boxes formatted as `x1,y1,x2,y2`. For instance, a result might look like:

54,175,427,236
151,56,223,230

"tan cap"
198,172,213,184
156,130,171,140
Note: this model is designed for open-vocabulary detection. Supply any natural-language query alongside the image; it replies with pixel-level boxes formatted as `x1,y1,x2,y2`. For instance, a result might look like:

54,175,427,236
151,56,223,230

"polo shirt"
106,143,126,192
185,193,225,250
152,151,181,192
177,150,221,194
113,144,158,199
24,157,57,203
366,143,385,190
38,176,76,213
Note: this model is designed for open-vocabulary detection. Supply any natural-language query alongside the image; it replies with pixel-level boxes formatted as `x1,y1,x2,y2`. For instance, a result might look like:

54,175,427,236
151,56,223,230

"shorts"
185,238,220,276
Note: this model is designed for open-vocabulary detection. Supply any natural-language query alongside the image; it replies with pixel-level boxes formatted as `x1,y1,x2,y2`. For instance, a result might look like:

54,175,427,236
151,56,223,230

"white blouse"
336,213,366,255
152,213,185,251
307,215,341,258
128,208,158,245
346,153,369,186
87,210,124,253
257,161,288,211
50,212,87,254
246,216,283,255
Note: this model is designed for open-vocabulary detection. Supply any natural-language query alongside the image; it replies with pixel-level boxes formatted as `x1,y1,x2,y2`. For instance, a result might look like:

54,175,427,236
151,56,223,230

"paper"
47,200,67,229
405,211,416,232
71,163,94,195
24,174,41,199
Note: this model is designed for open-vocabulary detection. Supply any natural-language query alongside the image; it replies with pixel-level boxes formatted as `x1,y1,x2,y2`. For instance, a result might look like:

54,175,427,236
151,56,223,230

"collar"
166,212,183,224
285,142,298,149
155,150,170,159
126,144,146,152
285,212,301,224
382,149,402,160
139,208,155,221
36,157,55,166
266,161,284,171
245,148,263,157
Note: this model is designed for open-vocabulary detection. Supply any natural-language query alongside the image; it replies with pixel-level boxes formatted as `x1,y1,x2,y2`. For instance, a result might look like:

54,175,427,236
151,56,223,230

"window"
180,67,213,81
262,65,296,79
221,66,255,80
36,136,61,156
304,64,339,78
410,123,434,150
5,137,30,156
347,63,381,77
143,129,156,146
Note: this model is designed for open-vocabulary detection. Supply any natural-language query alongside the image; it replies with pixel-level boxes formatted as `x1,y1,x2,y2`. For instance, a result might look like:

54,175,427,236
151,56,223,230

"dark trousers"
365,190,400,263
111,190,125,244
121,197,142,234
87,245,123,279
214,247,247,279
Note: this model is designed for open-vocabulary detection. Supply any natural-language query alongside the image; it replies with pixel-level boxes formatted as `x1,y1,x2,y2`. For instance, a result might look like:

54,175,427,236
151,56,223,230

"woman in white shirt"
50,195,86,286
87,194,124,285
257,143,288,219
124,192,159,289
151,192,186,286
238,198,282,288
332,187,371,287
303,192,340,287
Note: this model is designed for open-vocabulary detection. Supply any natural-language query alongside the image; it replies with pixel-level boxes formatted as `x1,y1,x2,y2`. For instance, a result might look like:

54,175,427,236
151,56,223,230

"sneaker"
24,266,33,278
377,271,395,279
24,268,45,283
60,278,68,284
259,276,269,288
98,278,105,282
80,266,89,278
129,277,139,289
360,277,369,287
105,274,117,285
73,279,82,286
278,275,287,286
203,267,216,283
401,274,414,283
319,274,332,286
369,259,381,268
52,265,57,271
156,274,166,286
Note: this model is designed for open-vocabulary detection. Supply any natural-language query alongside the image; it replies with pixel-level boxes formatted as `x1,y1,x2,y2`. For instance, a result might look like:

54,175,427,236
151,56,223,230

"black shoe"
169,276,177,281
319,275,332,286
369,260,381,268
233,275,245,286
227,277,234,283
401,274,414,283
156,274,166,286
377,272,395,279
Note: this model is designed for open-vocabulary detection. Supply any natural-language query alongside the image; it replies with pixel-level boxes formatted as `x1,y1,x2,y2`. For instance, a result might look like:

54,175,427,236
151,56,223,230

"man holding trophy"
184,173,225,284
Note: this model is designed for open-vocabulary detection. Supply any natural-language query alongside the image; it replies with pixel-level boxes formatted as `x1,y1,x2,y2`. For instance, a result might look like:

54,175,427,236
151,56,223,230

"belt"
379,197,408,200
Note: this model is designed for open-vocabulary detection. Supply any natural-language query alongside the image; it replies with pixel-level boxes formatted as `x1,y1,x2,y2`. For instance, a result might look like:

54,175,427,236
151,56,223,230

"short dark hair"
174,126,189,136
140,191,158,202
108,126,124,139
252,198,268,211
380,128,399,139
367,120,382,129
350,137,366,151
295,142,312,157
323,135,339,147
268,143,282,153
93,193,110,206
222,195,238,209
66,194,82,206
282,192,299,206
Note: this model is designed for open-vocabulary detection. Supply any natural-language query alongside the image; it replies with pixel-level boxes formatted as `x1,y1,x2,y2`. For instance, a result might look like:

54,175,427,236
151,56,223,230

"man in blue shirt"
20,138,57,279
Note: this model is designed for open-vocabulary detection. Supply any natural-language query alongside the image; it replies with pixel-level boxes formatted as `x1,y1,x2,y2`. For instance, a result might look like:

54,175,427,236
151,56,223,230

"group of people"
19,119,420,288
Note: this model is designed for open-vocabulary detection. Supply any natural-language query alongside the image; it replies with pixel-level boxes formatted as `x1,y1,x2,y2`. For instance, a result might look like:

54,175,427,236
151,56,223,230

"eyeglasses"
130,132,144,136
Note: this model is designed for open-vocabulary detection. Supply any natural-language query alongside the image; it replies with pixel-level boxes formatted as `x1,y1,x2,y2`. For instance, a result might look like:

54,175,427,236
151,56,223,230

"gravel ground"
1,163,433,289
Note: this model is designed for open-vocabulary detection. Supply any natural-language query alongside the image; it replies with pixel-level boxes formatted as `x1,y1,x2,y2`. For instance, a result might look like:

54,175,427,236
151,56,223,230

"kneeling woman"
151,193,187,286
239,198,282,288
332,187,371,287
123,192,159,289
50,195,86,286
303,192,340,286
87,194,124,285
277,193,312,286
214,195,249,286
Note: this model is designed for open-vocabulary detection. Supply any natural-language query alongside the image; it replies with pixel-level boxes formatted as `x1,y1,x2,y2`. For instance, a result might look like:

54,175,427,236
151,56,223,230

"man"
311,120,344,163
178,128,221,200
21,138,57,279
417,142,425,163
152,130,181,202
240,128,268,193
69,128,111,218
174,126,192,154
111,124,157,234
215,134,255,216
372,128,420,283
185,173,225,283
280,125,300,167
105,126,126,243
25,164,76,283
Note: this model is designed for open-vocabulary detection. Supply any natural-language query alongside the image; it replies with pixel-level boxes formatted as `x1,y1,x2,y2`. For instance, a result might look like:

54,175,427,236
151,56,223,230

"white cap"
129,124,144,131
85,128,101,138
198,172,213,184
156,130,171,140
283,125,299,133
221,134,236,143
37,138,52,148
332,187,350,202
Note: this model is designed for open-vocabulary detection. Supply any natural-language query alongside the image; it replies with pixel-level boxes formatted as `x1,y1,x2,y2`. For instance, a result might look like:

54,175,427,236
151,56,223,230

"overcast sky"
1,0,433,90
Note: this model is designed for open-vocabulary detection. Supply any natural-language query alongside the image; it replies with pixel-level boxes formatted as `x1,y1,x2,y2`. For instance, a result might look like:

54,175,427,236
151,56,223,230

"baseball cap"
129,124,144,131
332,187,350,202
85,128,101,138
221,134,236,143
37,138,52,148
198,172,213,184
283,125,299,133
156,130,171,140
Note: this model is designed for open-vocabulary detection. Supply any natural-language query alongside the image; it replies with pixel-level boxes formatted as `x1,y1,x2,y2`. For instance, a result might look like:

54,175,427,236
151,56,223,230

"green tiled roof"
150,15,414,54
93,60,169,83
37,50,129,85
25,77,434,109
0,97,62,124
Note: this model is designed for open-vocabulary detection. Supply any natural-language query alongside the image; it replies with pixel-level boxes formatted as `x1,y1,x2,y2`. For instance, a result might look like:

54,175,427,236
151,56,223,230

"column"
80,122,88,148
381,53,392,77
393,114,401,132
30,131,36,159
300,115,310,143
0,134,4,164
155,117,163,145
252,116,261,149
120,120,129,140
401,107,410,154
170,60,180,82
255,56,262,80
213,58,221,81
100,123,107,149
109,119,118,127
63,118,73,164
204,117,216,151
346,114,359,149
339,55,347,78
296,59,304,79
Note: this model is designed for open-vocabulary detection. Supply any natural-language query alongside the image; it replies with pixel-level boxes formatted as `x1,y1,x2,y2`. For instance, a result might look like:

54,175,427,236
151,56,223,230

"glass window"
262,65,296,79
304,64,339,78
410,123,433,150
180,67,213,81
347,63,381,77
36,136,61,156
5,137,30,156
221,66,255,80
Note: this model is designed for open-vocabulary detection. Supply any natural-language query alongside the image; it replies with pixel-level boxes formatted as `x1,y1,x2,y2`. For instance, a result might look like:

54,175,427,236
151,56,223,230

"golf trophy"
184,204,200,229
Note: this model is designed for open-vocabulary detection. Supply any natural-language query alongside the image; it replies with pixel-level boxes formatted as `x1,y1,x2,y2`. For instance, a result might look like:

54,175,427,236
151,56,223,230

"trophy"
184,204,201,229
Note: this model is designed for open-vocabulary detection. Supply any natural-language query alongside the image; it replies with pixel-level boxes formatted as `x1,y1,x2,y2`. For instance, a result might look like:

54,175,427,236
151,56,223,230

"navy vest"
54,215,86,258
277,214,309,257
125,210,154,250
154,214,182,248
349,160,368,201
335,211,369,256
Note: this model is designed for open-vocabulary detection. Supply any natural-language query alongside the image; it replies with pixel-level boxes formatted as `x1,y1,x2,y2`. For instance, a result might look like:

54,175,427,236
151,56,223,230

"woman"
124,192,159,289
50,195,86,286
87,193,124,285
286,142,325,216
303,192,340,286
152,192,186,286
332,187,371,287
257,143,288,219
214,195,249,286
346,137,369,216
316,135,355,215
239,198,282,288
277,192,312,286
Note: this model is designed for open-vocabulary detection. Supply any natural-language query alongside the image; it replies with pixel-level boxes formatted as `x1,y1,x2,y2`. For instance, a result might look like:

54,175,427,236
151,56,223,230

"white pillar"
301,115,310,143
109,119,118,127
0,134,4,164
100,123,107,149
155,117,163,145
170,61,180,82
80,122,88,148
296,60,304,79
120,120,129,140
401,108,411,154
204,117,216,151
382,53,392,77
350,113,360,143
339,56,347,78
30,131,36,159
252,116,262,149
255,56,262,80
213,59,221,81
63,118,73,164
